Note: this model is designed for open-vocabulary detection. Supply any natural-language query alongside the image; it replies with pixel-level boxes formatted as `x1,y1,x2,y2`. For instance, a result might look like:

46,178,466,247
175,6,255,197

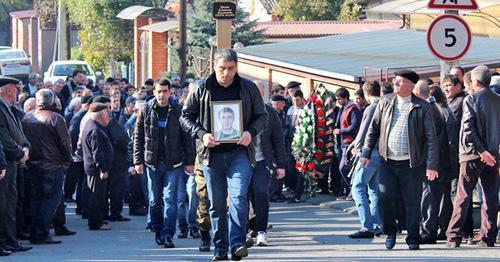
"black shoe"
190,229,201,239
374,227,383,237
287,197,301,204
447,240,461,248
65,197,75,203
109,216,131,222
129,208,147,216
177,230,188,239
55,227,77,236
386,234,396,250
420,238,436,244
199,238,211,252
348,230,374,239
245,236,254,248
30,238,62,245
17,232,30,240
408,243,420,250
212,250,228,261
163,237,175,248
155,232,165,245
477,241,494,247
231,245,248,260
5,244,32,252
0,249,12,256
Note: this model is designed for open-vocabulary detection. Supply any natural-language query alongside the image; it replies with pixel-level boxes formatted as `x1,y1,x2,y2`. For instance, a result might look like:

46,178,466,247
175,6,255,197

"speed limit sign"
427,15,471,61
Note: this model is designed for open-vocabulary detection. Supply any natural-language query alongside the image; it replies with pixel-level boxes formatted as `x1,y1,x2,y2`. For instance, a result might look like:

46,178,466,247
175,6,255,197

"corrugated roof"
368,0,500,15
256,20,403,38
116,5,170,20
139,21,178,33
10,9,37,19
236,29,500,82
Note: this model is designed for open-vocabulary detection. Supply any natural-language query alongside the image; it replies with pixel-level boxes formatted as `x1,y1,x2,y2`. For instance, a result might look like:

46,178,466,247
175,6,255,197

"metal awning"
367,0,500,15
116,5,170,20
139,21,179,33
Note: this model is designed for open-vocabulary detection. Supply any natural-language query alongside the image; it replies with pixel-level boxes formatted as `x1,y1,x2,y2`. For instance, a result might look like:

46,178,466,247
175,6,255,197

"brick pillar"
11,18,18,48
149,31,168,80
134,18,150,88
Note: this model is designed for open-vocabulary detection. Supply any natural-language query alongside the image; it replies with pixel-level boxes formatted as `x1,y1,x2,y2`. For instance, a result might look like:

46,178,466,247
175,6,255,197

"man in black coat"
81,103,113,230
0,77,32,253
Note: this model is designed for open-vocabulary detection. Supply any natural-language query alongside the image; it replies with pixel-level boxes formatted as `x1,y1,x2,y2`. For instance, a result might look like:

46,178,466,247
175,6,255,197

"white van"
44,60,96,83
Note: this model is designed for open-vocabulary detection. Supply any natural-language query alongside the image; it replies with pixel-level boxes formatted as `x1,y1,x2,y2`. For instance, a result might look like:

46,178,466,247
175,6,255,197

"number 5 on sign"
427,15,472,61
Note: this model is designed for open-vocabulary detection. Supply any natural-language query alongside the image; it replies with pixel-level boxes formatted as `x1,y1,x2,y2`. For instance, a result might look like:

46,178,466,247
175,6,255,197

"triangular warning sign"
428,0,478,10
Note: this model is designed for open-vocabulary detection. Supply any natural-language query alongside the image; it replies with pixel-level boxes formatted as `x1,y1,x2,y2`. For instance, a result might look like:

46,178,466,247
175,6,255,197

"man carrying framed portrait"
181,48,268,261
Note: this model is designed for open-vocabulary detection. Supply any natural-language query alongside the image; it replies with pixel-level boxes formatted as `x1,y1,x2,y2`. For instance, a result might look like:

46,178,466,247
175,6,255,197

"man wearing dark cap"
269,94,287,202
285,81,301,113
144,79,155,97
361,69,439,250
81,102,113,230
0,77,32,253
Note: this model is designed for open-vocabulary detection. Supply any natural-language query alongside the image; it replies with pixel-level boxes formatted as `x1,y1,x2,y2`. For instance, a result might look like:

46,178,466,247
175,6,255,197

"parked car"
0,48,32,82
44,60,96,84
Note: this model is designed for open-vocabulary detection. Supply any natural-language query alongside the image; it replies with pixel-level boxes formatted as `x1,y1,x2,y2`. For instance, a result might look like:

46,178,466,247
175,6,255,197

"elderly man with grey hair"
22,88,72,245
446,66,500,248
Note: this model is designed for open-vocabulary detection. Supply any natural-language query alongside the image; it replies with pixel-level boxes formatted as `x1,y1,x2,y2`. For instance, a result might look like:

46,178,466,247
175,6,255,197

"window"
53,64,91,76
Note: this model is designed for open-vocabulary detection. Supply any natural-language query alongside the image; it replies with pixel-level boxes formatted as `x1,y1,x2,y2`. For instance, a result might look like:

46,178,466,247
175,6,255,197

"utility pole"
439,9,459,81
179,0,187,82
57,0,69,61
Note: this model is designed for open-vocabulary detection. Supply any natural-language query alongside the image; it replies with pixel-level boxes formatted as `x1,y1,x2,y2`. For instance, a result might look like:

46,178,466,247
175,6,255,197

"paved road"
7,199,499,262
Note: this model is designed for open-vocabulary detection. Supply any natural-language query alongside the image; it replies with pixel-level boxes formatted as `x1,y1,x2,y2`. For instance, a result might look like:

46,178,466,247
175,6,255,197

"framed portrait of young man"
211,100,243,143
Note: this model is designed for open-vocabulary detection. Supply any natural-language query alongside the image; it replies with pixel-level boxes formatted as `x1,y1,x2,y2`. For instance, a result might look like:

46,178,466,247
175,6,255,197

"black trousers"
128,173,147,211
379,159,424,245
64,161,83,200
104,168,126,219
16,167,31,235
328,155,343,195
447,159,498,245
420,179,452,240
87,174,107,229
52,193,67,231
0,161,19,248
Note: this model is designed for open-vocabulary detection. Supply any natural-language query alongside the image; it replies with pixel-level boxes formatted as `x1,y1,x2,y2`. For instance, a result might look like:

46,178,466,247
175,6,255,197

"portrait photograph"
211,100,243,143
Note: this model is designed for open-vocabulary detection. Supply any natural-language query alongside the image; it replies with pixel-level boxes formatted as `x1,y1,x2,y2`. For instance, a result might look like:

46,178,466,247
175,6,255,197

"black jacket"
106,117,129,171
180,73,268,166
124,115,137,166
69,110,86,155
260,104,286,170
22,106,72,172
0,139,6,170
361,93,438,171
0,100,30,162
459,87,500,164
81,119,113,176
447,91,466,123
134,98,194,169
428,98,449,182
441,104,459,180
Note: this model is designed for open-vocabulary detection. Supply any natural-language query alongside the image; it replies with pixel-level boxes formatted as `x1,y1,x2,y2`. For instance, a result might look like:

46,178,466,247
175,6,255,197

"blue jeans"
202,149,253,252
352,149,381,232
30,168,64,241
177,172,199,232
147,163,183,238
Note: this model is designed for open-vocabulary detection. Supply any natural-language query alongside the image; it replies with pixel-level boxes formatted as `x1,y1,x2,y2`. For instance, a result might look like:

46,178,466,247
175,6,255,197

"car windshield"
53,64,91,76
0,50,27,60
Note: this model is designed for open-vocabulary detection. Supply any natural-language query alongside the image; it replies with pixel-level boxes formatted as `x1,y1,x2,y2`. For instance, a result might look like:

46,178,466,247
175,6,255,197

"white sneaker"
256,231,268,246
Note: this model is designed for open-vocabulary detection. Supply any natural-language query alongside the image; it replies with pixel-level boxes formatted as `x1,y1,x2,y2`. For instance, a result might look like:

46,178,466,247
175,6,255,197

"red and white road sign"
428,0,478,10
427,15,471,61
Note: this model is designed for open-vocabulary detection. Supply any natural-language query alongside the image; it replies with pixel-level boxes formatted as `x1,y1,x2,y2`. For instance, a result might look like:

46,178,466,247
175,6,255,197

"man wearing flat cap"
0,76,32,253
360,69,439,250
81,102,113,230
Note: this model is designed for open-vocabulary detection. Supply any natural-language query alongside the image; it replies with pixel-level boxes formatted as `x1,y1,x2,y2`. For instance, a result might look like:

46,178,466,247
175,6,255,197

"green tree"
276,0,341,21
186,0,264,76
61,0,149,73
338,0,364,21
187,0,264,49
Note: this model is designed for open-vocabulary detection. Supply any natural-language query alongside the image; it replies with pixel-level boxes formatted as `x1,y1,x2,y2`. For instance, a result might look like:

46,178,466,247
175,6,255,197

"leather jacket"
22,106,72,172
260,104,286,170
361,93,439,171
134,98,194,169
459,87,500,164
180,73,268,166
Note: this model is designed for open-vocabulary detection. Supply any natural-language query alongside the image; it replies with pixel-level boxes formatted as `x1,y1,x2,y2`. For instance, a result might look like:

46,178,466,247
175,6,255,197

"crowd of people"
0,48,498,260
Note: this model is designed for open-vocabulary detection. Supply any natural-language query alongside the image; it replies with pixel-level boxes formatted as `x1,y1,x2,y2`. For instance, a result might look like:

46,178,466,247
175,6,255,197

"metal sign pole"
440,9,459,81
